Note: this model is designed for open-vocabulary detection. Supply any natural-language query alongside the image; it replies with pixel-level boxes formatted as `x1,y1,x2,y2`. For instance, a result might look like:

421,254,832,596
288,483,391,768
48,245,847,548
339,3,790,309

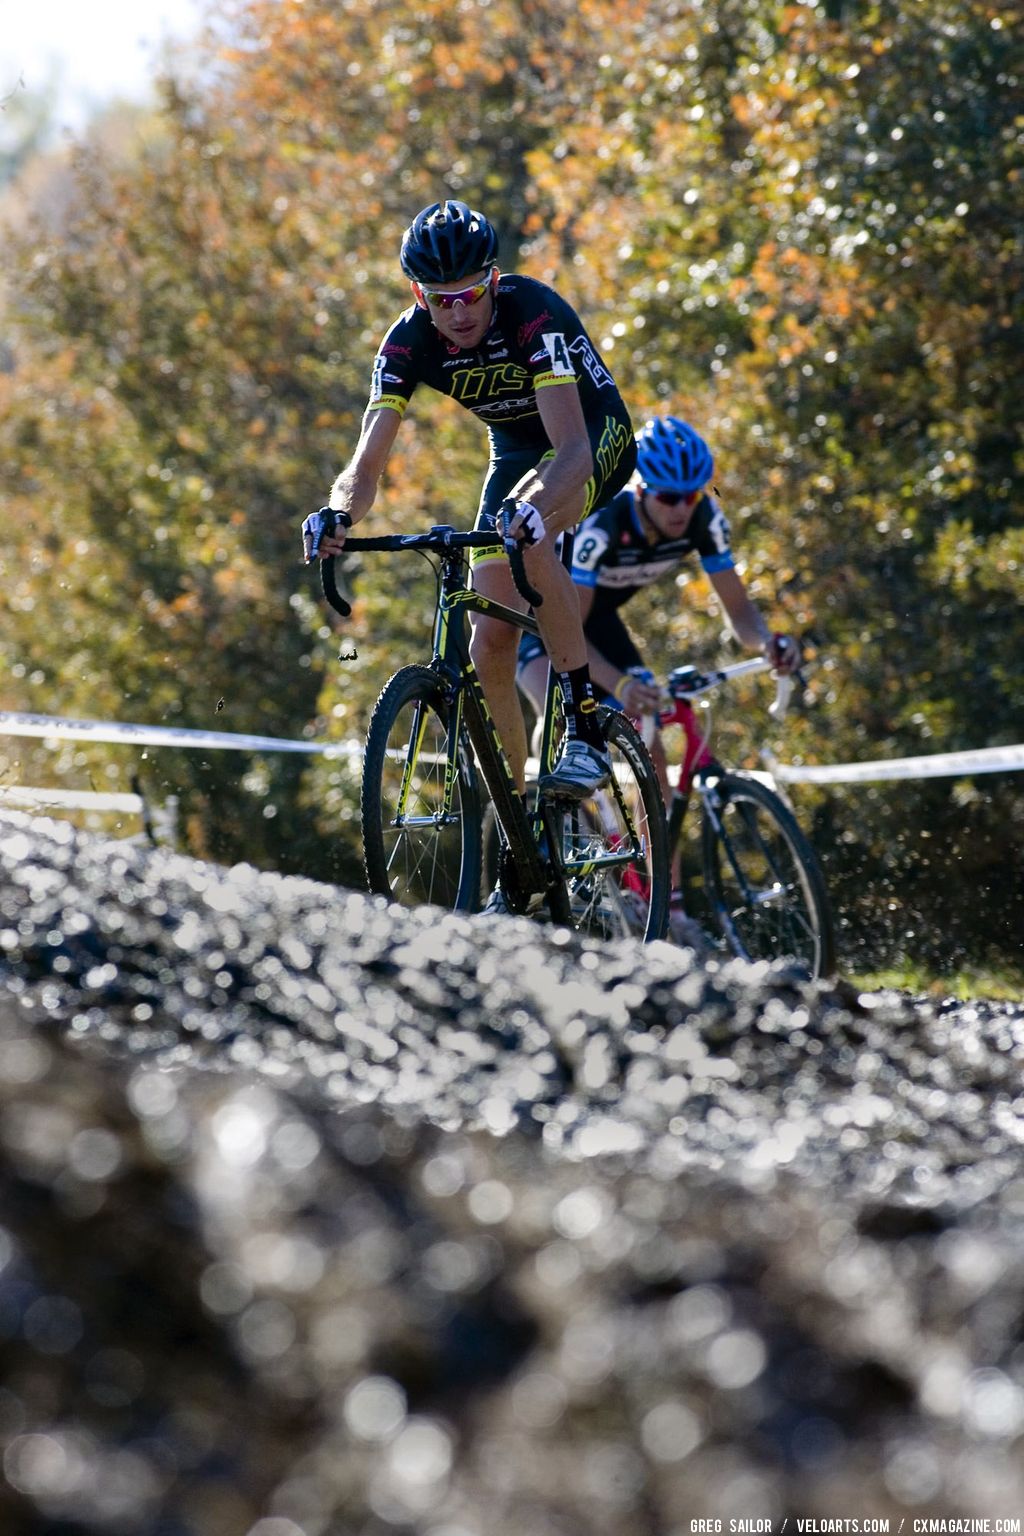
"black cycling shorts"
517,604,644,707
470,411,637,567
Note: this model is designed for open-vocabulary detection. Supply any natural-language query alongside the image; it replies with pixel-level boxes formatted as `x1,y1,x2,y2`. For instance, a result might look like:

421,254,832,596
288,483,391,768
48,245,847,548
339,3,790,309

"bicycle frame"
328,522,654,914
427,542,650,898
658,657,797,907
426,543,555,900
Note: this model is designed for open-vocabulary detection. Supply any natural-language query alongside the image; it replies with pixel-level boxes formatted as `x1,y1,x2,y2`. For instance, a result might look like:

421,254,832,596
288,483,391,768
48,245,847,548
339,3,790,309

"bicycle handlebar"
664,656,803,720
498,503,543,610
317,521,513,619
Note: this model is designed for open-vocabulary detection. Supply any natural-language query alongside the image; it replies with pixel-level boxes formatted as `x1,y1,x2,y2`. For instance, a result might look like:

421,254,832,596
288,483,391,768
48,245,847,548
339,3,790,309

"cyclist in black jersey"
303,201,637,861
518,416,801,805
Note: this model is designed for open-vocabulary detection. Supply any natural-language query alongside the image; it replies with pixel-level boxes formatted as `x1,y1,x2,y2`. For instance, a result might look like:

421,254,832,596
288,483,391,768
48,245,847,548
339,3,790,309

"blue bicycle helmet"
635,416,714,495
399,200,499,283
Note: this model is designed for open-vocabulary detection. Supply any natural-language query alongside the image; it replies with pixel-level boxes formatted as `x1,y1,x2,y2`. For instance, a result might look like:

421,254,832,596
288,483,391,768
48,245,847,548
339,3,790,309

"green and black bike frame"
427,540,561,904
322,519,648,908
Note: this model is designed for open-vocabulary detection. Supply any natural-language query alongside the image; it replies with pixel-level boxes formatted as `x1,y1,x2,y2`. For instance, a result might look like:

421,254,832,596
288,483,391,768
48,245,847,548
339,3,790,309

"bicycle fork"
697,772,785,910
391,695,469,834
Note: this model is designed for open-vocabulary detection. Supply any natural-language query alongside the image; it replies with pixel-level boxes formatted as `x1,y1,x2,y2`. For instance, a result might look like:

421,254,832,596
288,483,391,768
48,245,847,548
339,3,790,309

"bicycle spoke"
362,668,481,912
550,712,668,942
702,773,834,977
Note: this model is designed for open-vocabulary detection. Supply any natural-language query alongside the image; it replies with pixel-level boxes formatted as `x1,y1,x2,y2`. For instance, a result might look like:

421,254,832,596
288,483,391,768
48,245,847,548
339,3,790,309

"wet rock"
0,812,1023,1533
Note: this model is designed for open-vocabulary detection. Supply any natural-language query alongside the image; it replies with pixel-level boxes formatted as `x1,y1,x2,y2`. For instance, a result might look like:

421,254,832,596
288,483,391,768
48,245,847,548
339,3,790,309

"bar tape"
0,711,359,758
766,743,1024,786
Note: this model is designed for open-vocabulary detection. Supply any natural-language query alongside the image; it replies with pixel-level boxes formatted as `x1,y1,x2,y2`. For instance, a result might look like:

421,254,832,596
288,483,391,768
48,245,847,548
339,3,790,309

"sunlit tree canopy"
1,0,1021,969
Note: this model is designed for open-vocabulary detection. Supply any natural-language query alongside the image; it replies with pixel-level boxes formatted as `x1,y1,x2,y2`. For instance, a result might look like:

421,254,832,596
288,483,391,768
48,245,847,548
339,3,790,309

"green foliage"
0,0,1021,966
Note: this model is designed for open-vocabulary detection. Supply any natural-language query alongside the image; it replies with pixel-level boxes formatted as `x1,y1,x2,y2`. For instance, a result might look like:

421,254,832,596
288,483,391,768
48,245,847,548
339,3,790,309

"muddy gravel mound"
1,813,1022,1535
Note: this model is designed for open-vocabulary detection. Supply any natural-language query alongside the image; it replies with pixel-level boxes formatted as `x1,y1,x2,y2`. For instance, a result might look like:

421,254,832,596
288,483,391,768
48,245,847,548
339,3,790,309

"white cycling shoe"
538,738,611,801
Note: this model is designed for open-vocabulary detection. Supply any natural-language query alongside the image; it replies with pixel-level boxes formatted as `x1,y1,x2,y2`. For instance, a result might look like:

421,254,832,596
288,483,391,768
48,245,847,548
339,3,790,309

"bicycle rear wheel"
362,665,482,911
550,709,670,943
700,771,836,978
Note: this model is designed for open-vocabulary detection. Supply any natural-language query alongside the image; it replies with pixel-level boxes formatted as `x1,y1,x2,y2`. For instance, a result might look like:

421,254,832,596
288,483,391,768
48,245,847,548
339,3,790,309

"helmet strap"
635,487,660,542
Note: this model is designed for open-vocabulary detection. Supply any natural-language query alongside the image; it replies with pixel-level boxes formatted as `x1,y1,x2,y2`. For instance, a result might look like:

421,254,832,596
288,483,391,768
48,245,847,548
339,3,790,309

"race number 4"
541,332,575,377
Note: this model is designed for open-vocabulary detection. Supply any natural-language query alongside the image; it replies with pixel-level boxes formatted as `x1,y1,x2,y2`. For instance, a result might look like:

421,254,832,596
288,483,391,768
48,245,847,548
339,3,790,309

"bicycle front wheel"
362,665,482,911
551,709,670,943
701,771,836,978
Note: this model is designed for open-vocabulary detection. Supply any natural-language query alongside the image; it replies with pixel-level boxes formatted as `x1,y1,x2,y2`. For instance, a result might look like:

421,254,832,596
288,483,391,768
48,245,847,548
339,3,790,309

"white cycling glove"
508,498,547,547
302,507,350,562
302,508,329,561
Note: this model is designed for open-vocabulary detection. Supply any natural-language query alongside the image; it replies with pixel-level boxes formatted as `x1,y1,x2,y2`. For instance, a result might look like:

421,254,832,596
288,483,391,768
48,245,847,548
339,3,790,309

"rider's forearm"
731,610,773,652
328,407,401,525
328,463,379,525
711,569,776,654
519,439,593,522
722,591,773,652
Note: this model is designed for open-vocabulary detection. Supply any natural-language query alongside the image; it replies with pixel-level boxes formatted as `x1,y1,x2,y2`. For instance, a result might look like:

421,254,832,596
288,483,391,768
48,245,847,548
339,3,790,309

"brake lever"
768,675,793,720
768,665,809,720
499,503,543,608
317,509,353,618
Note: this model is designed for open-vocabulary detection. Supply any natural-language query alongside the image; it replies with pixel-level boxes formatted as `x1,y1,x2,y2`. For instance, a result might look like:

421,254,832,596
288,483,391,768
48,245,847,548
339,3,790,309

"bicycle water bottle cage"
667,666,706,697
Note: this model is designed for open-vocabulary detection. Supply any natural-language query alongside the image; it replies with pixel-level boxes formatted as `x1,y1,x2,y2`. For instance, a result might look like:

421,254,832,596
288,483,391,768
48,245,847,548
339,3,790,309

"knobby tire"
700,771,836,979
362,665,482,912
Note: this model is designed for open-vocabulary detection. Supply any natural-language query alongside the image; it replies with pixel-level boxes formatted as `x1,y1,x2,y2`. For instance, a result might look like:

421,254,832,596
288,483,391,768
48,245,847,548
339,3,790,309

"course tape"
0,711,360,759
0,787,145,812
2,710,1021,788
767,743,1024,786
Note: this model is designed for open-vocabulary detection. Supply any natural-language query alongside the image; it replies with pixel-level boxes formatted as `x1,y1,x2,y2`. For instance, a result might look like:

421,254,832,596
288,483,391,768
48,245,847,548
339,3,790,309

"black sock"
557,665,604,751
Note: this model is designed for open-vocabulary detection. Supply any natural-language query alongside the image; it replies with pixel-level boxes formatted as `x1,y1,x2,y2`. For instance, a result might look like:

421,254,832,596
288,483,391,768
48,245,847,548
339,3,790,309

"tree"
1,0,1021,967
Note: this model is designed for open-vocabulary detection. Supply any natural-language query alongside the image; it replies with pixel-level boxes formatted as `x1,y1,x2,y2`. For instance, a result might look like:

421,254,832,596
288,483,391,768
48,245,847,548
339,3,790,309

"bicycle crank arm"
560,843,646,876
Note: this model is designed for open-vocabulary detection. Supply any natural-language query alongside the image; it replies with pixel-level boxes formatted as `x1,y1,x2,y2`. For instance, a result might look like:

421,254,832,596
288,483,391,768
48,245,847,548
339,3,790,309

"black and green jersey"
367,273,630,449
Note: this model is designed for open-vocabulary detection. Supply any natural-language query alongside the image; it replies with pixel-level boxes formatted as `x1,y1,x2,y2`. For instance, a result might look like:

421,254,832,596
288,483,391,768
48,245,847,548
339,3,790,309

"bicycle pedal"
538,786,586,806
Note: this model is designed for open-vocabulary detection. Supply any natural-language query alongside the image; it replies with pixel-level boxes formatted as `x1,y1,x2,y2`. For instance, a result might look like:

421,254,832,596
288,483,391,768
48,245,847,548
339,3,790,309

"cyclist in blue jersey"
518,415,801,802
303,201,637,860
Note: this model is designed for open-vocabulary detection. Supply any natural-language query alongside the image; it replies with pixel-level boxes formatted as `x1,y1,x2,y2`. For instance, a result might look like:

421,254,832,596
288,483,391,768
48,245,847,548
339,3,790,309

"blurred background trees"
1,0,1020,973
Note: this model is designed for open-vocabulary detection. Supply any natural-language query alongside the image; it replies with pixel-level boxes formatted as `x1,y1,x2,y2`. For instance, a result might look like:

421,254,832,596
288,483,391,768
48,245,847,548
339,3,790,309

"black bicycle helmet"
399,200,499,283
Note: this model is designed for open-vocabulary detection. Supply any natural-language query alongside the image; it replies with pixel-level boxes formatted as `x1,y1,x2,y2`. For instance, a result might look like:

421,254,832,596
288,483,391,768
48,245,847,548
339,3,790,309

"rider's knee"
471,619,518,673
522,535,565,585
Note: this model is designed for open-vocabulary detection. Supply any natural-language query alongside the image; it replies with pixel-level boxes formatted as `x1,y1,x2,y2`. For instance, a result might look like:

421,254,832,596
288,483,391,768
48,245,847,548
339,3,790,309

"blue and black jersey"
517,485,736,681
571,487,735,614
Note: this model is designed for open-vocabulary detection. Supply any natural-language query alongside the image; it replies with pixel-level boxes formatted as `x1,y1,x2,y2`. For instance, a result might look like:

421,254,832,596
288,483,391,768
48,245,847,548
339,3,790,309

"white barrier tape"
767,743,1024,786
0,711,360,759
3,709,1020,790
0,787,145,812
